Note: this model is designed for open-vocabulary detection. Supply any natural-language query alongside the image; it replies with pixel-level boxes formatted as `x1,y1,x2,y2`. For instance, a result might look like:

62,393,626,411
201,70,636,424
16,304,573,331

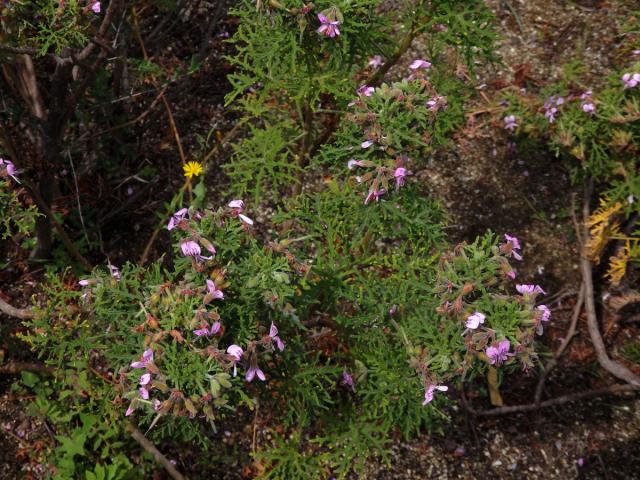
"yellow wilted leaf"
570,143,585,161
585,198,623,262
606,241,630,286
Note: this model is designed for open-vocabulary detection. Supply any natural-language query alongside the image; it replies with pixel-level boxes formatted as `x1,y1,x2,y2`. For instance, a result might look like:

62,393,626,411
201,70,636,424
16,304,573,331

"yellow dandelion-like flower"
183,161,203,179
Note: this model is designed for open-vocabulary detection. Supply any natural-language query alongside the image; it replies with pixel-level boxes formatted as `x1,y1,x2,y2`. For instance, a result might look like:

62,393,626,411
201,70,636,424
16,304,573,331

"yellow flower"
183,161,203,179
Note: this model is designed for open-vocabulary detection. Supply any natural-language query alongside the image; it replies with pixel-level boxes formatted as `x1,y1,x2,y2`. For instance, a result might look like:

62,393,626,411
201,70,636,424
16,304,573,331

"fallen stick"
466,383,638,417
127,423,186,480
0,297,36,320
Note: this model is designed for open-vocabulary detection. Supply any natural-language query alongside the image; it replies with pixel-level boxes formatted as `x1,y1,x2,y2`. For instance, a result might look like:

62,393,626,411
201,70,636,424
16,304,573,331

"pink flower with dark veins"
422,384,448,405
622,72,640,89
131,349,153,369
364,188,386,205
394,167,408,190
317,13,340,38
356,85,375,97
486,339,513,366
0,158,20,183
269,322,285,352
368,55,383,68
206,279,224,300
501,234,523,261
246,364,266,382
535,304,551,335
167,208,188,231
465,311,485,330
180,240,201,257
194,321,221,337
516,284,546,296
227,345,243,377
409,59,431,70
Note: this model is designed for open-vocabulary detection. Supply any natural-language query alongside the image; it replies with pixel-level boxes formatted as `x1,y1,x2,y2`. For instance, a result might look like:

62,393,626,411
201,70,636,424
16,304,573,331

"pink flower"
504,115,517,132
368,55,383,68
502,234,523,261
0,158,20,184
228,199,253,225
582,102,595,114
364,188,386,205
426,95,447,112
228,199,244,210
347,159,365,170
317,14,340,38
107,263,121,281
78,279,90,286
486,339,513,366
535,304,551,335
206,279,224,300
139,387,149,400
422,384,448,405
227,344,243,377
465,311,485,329
180,240,201,257
269,322,285,352
507,270,516,280
356,85,374,97
193,321,221,337
125,404,135,416
167,208,188,231
622,72,640,89
516,284,546,296
341,371,356,392
238,213,254,226
131,349,153,369
91,1,101,14
409,59,431,70
394,167,408,190
246,365,266,382
139,373,151,385
361,140,374,149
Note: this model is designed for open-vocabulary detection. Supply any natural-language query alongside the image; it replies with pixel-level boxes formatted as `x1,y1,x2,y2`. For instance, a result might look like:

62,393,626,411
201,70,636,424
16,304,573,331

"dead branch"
127,424,186,480
580,181,640,387
0,297,36,320
465,383,638,417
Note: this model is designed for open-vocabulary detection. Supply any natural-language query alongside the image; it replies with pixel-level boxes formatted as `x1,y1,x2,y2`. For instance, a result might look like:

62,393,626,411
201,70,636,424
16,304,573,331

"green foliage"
1,0,98,56
0,179,39,241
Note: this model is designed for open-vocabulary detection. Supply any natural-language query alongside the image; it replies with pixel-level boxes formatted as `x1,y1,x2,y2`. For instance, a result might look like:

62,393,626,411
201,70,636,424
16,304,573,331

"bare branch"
0,297,36,320
127,424,186,480
465,383,638,417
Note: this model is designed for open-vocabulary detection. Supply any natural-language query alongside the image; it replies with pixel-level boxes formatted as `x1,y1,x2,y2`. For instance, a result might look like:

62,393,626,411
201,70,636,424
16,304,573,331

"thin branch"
0,298,36,320
466,383,638,417
580,180,640,387
90,86,168,138
127,424,186,480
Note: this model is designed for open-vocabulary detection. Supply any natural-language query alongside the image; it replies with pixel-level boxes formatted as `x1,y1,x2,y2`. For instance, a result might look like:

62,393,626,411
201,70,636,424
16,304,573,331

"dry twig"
127,423,186,480
0,297,36,320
